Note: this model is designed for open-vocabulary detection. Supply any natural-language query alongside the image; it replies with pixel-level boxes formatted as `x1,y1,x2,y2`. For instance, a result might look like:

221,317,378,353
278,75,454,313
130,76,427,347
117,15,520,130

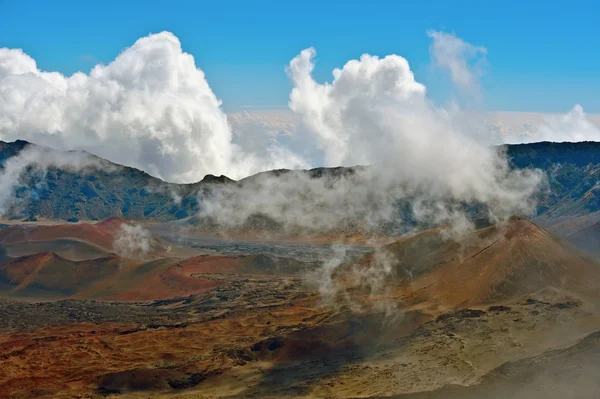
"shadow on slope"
337,217,600,311
0,249,319,301
387,330,600,399
4,239,110,261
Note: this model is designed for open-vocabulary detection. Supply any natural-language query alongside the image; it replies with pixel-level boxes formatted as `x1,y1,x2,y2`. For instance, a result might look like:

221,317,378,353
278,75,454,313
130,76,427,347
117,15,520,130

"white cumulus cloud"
286,46,540,210
199,41,543,234
0,32,304,183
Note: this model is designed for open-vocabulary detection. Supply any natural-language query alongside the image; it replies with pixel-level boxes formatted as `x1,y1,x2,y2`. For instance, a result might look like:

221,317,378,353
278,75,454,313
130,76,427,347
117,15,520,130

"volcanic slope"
545,213,600,260
0,252,133,299
249,217,600,398
3,239,111,261
0,217,136,249
0,217,181,260
4,218,600,398
0,250,316,301
338,217,600,311
566,221,600,260
384,329,600,399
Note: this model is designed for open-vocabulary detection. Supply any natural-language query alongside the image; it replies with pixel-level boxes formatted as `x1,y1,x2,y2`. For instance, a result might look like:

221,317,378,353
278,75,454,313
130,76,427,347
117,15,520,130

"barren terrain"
2,217,600,398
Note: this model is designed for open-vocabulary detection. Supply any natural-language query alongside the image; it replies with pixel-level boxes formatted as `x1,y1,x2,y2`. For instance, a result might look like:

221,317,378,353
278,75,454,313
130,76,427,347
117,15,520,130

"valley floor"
2,280,600,398
3,217,600,398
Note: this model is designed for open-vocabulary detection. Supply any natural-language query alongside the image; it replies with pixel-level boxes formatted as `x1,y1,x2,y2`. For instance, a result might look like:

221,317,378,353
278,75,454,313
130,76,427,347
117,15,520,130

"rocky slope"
335,217,600,311
2,217,600,398
4,140,600,256
0,140,217,221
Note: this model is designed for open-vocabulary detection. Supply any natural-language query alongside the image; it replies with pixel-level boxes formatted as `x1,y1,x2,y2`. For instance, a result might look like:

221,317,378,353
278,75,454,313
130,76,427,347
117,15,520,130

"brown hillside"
0,218,128,250
0,217,178,260
0,251,215,301
4,239,111,261
350,218,600,310
0,251,316,301
0,252,127,298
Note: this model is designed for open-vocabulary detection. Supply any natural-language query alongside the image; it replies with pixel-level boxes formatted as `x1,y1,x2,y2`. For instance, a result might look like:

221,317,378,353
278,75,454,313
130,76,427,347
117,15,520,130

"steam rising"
113,223,154,259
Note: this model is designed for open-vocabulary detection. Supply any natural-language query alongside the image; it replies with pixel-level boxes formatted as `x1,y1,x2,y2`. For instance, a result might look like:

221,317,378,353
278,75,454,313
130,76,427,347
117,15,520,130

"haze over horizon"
2,0,600,185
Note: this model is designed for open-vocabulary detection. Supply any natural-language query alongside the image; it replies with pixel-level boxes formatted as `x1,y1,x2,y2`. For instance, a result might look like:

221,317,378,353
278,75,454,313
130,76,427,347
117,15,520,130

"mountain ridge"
3,139,600,249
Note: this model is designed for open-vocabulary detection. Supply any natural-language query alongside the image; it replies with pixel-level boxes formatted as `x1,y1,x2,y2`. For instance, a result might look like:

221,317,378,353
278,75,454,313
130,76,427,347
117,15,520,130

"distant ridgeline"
504,141,600,219
0,140,221,222
2,140,600,232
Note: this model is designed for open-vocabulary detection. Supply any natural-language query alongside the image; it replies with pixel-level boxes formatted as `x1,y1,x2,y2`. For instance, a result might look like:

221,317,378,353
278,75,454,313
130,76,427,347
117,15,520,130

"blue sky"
1,0,599,113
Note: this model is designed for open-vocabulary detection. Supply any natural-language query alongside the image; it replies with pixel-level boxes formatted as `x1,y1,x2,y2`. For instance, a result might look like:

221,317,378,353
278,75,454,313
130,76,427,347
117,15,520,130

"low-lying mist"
2,30,598,240
197,32,544,236
0,144,114,217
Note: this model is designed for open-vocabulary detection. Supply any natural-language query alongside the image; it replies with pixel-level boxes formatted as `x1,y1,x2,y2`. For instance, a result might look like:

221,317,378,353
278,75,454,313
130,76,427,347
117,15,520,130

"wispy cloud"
427,30,487,101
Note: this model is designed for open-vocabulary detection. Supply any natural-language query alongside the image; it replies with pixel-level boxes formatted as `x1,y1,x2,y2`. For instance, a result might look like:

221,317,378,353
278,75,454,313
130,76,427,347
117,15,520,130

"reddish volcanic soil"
408,218,600,309
3,217,600,398
109,253,311,301
0,276,326,399
0,250,313,302
0,252,222,301
0,252,129,298
177,255,248,274
0,217,129,251
109,261,220,301
334,218,600,312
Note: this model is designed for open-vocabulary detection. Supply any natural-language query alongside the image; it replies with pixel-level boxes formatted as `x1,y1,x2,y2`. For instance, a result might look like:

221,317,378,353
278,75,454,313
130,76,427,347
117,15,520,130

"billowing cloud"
287,46,540,205
3,29,596,232
199,42,543,234
1,30,596,191
287,47,427,167
0,32,305,183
